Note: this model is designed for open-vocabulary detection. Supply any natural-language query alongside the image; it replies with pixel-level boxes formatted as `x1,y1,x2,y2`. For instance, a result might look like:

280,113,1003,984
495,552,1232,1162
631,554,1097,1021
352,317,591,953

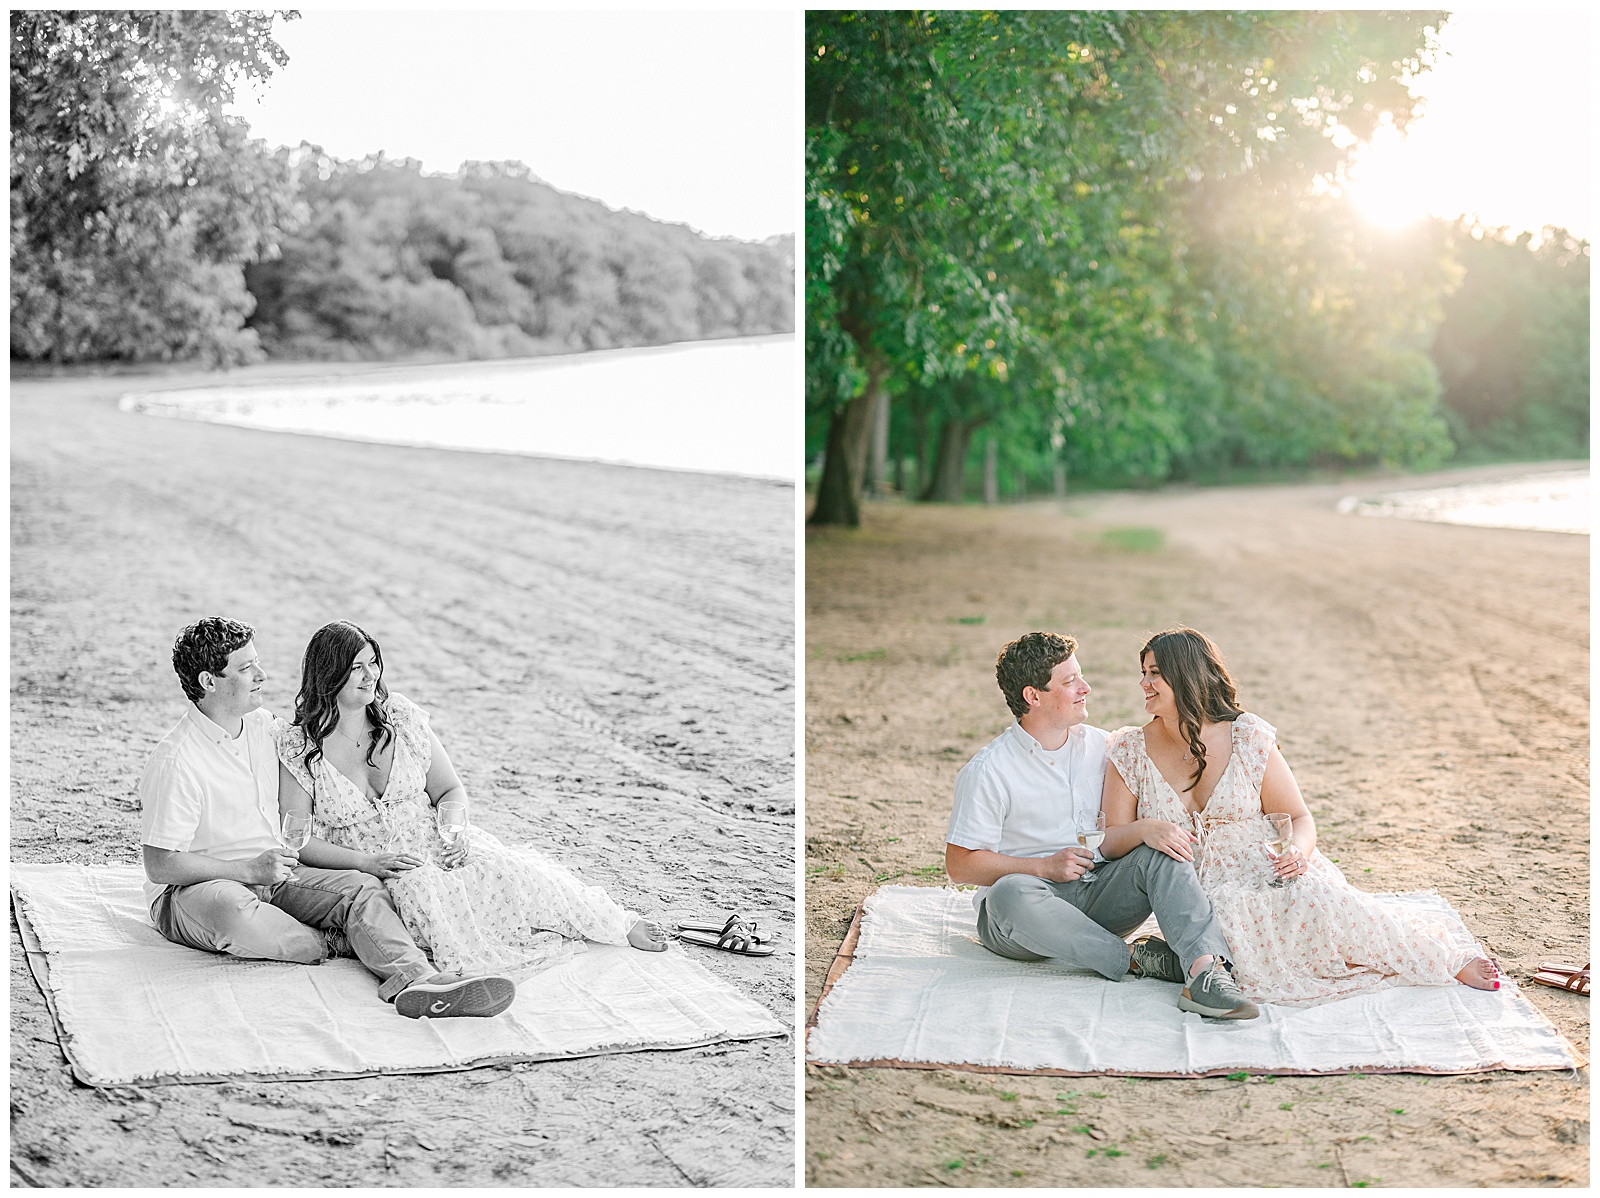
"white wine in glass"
280,812,313,853
1264,812,1294,887
436,800,467,866
1077,812,1108,883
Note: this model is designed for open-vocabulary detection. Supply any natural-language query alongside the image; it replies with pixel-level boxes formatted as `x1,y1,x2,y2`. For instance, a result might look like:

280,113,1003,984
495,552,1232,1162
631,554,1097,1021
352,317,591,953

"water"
1337,469,1589,534
119,335,797,481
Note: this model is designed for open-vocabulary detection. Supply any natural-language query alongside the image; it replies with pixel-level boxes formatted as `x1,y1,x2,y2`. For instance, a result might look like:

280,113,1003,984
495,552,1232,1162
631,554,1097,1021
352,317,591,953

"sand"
804,464,1589,1188
8,363,796,1188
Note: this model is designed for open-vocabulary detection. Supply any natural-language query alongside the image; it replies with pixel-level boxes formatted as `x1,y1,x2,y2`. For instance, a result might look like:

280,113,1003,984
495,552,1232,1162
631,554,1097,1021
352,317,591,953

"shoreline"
10,371,797,1186
107,334,799,483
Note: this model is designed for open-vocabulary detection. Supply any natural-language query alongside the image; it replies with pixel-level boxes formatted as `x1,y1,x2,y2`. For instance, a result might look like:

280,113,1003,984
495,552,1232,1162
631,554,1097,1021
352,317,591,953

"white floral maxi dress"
1106,713,1482,1006
273,693,637,979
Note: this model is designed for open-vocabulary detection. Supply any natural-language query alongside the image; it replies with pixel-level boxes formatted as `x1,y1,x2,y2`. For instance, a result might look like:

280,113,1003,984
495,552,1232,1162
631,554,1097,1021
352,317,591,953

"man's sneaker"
323,928,355,960
1177,961,1259,1020
1127,935,1185,984
395,973,516,1019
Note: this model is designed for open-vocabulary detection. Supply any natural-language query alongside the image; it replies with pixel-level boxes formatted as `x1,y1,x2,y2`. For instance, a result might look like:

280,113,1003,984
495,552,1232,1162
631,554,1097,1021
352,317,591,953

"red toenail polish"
1493,981,1500,990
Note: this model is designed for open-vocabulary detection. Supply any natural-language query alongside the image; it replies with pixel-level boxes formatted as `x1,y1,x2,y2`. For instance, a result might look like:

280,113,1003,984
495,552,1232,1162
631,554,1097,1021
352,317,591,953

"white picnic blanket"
12,863,787,1086
805,885,1581,1076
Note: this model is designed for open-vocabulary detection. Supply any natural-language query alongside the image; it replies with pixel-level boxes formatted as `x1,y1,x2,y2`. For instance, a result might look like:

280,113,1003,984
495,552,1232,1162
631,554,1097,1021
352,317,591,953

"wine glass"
280,811,313,854
1077,812,1108,884
436,800,467,868
1264,812,1295,888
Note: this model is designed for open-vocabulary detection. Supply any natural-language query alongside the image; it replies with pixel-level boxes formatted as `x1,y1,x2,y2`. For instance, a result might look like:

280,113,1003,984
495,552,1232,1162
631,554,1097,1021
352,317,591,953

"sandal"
1538,961,1590,979
1531,965,1590,996
673,914,772,944
674,918,775,957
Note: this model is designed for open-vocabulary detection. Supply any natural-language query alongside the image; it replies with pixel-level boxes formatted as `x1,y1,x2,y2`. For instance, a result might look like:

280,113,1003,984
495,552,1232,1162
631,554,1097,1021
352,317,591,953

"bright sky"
225,10,798,242
1344,10,1590,238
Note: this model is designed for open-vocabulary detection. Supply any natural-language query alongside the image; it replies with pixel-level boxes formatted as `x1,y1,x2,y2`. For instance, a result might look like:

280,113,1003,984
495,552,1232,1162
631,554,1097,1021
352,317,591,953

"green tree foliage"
245,153,794,360
10,9,298,365
805,9,1454,522
1432,224,1590,460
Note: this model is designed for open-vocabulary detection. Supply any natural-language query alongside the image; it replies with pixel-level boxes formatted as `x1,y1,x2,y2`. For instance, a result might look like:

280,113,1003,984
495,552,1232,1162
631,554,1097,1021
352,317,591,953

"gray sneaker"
1177,961,1259,1020
1128,935,1185,984
395,973,516,1020
323,928,355,960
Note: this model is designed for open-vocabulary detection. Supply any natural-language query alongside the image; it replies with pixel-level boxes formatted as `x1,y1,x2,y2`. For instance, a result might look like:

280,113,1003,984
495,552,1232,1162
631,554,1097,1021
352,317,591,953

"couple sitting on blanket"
139,616,668,1021
948,628,1501,1019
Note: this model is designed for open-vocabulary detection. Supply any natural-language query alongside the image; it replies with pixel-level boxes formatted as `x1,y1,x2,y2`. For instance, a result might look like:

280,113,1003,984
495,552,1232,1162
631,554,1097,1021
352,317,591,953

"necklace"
333,725,366,746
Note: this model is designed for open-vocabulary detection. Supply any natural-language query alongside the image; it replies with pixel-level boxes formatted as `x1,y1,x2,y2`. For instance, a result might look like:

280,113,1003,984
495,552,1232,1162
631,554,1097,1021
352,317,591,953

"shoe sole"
396,976,516,1019
1177,991,1260,1020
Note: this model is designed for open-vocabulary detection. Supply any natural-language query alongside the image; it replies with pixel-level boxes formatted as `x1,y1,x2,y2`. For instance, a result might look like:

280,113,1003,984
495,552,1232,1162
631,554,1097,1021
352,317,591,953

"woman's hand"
1269,843,1308,880
437,839,469,871
361,851,423,879
1141,819,1198,863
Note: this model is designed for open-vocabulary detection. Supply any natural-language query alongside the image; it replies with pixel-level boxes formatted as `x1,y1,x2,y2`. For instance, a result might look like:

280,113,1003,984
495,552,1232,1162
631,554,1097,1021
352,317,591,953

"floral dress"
273,693,636,979
1107,713,1481,1006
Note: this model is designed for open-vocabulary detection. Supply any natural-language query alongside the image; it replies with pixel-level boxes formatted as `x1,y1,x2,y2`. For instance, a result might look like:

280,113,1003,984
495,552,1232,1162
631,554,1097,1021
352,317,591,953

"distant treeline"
245,153,795,361
9,11,793,369
805,11,1589,524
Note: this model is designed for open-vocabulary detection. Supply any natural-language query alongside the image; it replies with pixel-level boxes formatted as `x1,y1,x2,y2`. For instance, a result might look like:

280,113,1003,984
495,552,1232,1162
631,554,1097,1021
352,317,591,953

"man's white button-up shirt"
946,720,1109,910
138,706,280,913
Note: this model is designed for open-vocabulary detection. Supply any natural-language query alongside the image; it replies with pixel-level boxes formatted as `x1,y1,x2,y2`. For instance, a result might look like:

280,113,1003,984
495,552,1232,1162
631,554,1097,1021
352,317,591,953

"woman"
273,620,666,979
1099,626,1500,1006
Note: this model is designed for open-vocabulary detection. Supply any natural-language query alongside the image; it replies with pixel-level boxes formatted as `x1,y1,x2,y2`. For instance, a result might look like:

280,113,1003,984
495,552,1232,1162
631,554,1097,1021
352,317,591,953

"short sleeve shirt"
138,706,281,912
946,720,1109,910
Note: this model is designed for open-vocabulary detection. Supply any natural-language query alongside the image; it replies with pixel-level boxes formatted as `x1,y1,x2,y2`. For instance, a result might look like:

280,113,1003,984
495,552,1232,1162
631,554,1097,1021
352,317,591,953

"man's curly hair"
995,631,1079,719
172,617,255,703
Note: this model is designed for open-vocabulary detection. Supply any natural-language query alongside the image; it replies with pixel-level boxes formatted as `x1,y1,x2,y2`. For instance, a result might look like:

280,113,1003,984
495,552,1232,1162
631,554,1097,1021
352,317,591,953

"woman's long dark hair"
294,620,395,776
1142,627,1244,792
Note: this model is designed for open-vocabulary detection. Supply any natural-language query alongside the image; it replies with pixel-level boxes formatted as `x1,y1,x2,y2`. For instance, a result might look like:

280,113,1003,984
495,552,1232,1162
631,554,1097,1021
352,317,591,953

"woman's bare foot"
627,919,668,952
1456,957,1501,991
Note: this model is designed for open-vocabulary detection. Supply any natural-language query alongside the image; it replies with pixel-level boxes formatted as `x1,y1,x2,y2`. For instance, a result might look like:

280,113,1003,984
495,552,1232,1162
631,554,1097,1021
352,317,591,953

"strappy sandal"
674,917,775,957
673,914,772,944
1538,960,1590,978
1531,962,1590,996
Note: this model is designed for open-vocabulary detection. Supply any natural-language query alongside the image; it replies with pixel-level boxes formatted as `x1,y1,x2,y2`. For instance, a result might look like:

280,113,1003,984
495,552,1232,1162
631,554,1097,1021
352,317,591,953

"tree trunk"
920,417,980,503
808,360,886,526
867,384,889,494
1053,461,1067,498
982,439,998,505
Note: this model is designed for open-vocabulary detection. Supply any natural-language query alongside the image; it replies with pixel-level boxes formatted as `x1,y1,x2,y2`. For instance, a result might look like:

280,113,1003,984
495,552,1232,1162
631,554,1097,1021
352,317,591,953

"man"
945,631,1257,1019
140,616,514,1019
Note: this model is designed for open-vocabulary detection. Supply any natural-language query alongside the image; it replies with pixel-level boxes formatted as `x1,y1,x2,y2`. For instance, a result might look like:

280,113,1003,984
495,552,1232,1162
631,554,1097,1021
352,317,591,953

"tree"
246,151,794,361
10,10,299,365
805,10,1448,522
1432,224,1590,459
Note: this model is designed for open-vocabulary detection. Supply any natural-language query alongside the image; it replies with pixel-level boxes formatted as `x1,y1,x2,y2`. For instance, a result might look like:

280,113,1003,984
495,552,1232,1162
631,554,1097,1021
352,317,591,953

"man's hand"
1141,819,1198,863
242,848,299,886
362,852,424,880
1036,845,1094,883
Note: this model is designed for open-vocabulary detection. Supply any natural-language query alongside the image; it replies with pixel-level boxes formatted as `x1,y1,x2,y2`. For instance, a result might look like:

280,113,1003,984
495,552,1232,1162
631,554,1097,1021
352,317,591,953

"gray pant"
977,845,1231,980
151,864,436,1001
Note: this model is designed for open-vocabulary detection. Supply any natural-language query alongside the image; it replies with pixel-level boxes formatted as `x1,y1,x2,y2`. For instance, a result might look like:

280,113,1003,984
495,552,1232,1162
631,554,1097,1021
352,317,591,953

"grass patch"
1099,526,1165,553
951,614,986,625
840,648,887,662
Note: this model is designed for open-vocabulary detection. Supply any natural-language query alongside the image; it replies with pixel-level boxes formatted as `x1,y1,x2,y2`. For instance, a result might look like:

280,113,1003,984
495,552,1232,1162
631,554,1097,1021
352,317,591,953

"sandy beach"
804,464,1588,1187
9,364,796,1187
